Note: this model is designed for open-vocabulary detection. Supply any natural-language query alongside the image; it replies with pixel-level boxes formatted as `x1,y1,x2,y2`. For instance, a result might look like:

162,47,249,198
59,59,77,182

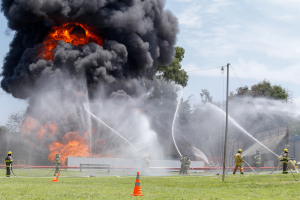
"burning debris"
1,0,179,163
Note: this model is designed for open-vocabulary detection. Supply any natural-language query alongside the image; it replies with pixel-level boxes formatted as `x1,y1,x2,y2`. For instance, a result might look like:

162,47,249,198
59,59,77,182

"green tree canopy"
156,47,189,87
233,80,290,101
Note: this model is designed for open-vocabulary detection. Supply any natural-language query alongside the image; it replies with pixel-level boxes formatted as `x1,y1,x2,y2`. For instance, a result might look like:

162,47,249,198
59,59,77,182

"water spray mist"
210,104,278,157
83,104,143,158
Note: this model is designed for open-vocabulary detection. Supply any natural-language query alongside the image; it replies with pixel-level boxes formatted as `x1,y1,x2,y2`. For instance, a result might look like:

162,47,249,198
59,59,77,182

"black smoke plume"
0,0,180,164
1,0,179,99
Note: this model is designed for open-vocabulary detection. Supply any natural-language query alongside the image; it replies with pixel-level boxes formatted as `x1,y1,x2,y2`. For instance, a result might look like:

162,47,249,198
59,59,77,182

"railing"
80,164,110,173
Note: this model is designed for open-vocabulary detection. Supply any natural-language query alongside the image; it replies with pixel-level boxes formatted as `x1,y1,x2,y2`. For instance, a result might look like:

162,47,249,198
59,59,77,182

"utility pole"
222,63,230,182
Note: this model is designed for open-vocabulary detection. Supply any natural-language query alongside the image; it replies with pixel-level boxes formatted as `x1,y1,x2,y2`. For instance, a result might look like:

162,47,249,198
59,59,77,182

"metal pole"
222,63,230,182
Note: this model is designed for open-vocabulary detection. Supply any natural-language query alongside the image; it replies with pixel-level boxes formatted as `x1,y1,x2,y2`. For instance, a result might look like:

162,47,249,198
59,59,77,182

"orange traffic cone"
131,172,144,196
51,169,61,182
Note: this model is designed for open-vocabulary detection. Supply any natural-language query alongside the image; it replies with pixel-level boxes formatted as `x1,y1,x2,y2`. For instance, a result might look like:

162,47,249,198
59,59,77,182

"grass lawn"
0,170,299,200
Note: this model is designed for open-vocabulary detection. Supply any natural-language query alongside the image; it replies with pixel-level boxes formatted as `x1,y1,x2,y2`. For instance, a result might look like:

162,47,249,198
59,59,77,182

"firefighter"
179,155,185,174
288,156,297,170
5,151,13,177
54,154,61,176
280,149,289,174
183,155,191,175
142,154,150,173
254,150,261,173
208,161,215,168
233,149,244,174
277,153,283,171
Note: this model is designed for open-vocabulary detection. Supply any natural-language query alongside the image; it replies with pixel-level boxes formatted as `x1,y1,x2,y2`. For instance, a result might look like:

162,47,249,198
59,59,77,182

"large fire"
40,23,103,60
20,23,108,165
48,131,90,165
21,117,107,165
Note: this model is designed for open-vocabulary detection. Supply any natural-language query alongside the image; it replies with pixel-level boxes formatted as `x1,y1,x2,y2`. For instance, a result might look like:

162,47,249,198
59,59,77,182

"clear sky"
1,0,300,125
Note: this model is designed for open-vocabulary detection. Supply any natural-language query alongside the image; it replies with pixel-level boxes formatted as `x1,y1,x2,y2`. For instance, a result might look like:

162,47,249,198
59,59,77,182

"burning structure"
1,0,179,165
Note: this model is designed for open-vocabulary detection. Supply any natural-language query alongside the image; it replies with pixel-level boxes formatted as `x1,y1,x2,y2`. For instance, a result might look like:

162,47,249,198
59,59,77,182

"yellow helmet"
8,151,12,155
238,149,242,153
284,149,288,152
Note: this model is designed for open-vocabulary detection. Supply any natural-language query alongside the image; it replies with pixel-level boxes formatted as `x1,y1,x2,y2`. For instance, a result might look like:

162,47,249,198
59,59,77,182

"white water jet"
171,89,183,157
209,104,278,157
83,104,143,158
85,96,92,158
191,147,209,164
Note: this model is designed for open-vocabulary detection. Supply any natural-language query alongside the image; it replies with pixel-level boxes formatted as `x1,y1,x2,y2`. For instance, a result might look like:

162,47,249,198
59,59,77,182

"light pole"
222,63,230,182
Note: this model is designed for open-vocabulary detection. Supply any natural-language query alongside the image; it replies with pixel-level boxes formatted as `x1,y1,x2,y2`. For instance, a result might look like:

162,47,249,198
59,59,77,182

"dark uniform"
280,149,289,174
54,154,61,176
179,156,185,174
5,151,13,177
184,156,191,175
254,150,261,173
181,155,191,175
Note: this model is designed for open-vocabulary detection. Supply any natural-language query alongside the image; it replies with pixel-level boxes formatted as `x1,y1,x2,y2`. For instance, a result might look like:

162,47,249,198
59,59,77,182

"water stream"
171,89,183,157
83,104,143,158
210,104,278,157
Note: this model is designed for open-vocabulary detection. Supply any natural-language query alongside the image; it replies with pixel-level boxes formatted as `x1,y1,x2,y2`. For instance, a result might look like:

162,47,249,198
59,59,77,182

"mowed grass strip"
0,173,299,199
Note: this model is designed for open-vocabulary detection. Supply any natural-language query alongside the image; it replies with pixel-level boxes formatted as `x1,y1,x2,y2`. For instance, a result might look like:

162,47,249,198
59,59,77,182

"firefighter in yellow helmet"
280,149,289,174
5,151,13,177
233,149,244,174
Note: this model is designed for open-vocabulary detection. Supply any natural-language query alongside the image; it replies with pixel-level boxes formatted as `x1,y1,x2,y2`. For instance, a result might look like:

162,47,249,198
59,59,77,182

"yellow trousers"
234,164,243,173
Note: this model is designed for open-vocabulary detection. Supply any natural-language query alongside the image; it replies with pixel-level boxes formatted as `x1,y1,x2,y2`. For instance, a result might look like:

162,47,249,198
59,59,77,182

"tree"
234,80,290,101
200,89,213,105
156,47,189,87
6,111,25,133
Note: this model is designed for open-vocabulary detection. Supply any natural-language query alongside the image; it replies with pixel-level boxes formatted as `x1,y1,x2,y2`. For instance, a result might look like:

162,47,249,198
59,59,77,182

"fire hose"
225,162,235,175
289,167,298,181
269,162,280,174
8,164,57,177
243,161,259,175
10,164,16,177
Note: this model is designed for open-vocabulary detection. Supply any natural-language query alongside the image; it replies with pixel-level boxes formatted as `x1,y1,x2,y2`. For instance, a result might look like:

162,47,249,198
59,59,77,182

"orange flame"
21,116,111,165
40,23,103,59
48,131,90,165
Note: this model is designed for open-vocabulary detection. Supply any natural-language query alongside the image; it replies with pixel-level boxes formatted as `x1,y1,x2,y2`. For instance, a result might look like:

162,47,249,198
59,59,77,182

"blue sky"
1,0,300,125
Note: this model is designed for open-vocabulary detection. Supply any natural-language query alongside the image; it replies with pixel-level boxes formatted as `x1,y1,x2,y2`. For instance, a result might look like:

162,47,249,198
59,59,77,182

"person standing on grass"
233,149,244,174
54,154,61,176
288,156,297,170
181,155,191,175
185,155,191,175
5,151,13,177
280,149,289,174
179,155,185,174
254,150,261,173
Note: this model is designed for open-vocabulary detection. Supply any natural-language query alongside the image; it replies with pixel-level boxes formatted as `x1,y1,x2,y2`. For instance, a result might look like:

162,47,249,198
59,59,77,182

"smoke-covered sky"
2,0,300,125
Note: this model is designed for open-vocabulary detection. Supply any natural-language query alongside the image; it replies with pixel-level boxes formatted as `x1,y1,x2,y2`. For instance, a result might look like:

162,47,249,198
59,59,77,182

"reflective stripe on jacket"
54,158,61,164
281,153,289,164
5,156,13,167
254,155,261,163
234,153,244,165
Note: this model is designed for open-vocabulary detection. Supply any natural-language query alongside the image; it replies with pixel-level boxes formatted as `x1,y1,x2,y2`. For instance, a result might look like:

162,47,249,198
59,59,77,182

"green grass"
0,170,299,200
